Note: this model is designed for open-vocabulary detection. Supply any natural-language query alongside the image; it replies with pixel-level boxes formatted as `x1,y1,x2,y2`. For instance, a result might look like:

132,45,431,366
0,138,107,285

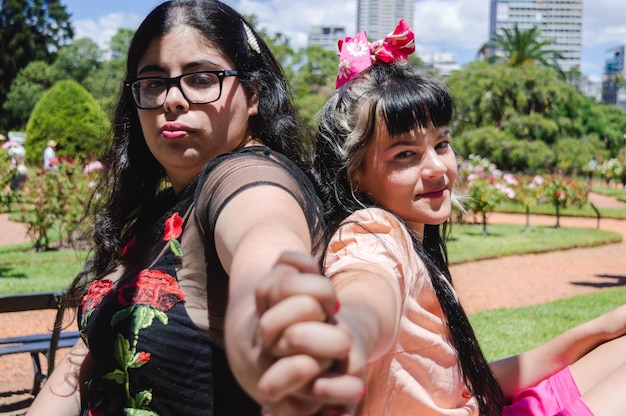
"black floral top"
79,147,326,415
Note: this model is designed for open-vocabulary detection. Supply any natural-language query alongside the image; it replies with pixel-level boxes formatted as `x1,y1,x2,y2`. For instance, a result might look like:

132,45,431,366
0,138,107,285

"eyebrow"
136,60,224,77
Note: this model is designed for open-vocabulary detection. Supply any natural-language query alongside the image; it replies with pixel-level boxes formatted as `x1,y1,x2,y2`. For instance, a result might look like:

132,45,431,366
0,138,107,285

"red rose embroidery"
117,269,185,312
137,351,151,364
163,212,183,241
87,408,104,416
82,279,114,314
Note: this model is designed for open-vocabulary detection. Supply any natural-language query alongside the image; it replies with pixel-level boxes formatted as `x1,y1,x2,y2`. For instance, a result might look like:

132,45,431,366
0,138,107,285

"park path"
454,193,626,313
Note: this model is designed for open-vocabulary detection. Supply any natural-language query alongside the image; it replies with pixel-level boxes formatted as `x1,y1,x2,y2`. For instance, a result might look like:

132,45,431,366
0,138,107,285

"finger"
258,354,325,403
258,295,328,347
269,321,352,359
261,396,324,416
275,251,321,274
312,374,365,405
257,265,338,318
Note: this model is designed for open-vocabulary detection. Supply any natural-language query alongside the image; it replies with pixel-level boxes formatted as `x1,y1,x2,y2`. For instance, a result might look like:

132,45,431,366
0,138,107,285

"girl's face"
136,26,258,192
356,122,457,237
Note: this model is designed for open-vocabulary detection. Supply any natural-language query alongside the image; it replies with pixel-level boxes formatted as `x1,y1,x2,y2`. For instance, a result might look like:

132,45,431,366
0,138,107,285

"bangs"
377,70,453,137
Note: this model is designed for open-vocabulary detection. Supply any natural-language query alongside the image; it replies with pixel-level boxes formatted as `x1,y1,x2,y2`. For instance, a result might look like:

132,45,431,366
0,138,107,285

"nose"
422,148,447,178
163,83,189,113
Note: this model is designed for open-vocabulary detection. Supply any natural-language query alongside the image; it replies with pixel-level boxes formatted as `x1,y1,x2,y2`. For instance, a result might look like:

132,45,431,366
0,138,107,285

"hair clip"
243,22,261,54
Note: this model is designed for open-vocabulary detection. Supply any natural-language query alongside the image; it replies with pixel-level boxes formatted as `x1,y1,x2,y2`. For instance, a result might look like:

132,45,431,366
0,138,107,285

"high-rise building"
489,0,583,71
357,0,414,41
308,26,346,51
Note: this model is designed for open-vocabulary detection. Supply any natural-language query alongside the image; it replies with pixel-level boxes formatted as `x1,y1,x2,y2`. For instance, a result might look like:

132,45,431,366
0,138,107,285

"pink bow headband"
336,18,416,88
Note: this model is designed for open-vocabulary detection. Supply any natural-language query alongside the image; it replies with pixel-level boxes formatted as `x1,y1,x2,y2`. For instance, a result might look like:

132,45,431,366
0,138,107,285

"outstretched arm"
216,186,362,414
255,259,404,416
490,305,626,401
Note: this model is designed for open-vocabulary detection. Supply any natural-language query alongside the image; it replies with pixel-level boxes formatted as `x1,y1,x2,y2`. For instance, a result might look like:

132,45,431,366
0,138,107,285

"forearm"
332,265,402,363
225,293,267,400
27,340,92,416
492,306,626,399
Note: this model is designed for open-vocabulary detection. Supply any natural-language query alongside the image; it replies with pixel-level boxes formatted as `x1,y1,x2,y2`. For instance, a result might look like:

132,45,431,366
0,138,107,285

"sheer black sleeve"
194,146,327,261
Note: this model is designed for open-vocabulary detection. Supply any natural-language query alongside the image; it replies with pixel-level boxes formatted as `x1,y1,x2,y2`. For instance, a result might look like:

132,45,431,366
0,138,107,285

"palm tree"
481,24,564,77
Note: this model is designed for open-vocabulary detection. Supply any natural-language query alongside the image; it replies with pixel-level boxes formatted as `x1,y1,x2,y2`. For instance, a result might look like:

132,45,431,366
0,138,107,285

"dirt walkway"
454,213,626,313
1,194,625,413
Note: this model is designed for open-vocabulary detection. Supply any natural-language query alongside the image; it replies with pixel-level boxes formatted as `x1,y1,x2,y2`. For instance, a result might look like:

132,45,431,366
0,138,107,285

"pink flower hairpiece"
335,18,416,88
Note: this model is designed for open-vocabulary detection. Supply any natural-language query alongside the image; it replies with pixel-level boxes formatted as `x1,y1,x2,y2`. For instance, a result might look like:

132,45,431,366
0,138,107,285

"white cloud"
235,0,356,49
582,0,626,46
73,13,143,51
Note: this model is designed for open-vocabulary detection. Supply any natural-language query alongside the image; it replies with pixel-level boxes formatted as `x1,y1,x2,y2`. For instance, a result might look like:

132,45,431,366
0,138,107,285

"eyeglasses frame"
124,69,239,109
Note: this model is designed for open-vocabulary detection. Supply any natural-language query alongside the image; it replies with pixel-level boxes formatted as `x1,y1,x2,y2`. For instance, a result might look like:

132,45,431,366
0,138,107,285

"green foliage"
2,61,53,130
0,151,21,211
24,79,111,165
483,24,564,76
457,155,517,234
447,62,626,172
21,157,99,250
599,158,626,187
0,0,74,132
48,38,103,83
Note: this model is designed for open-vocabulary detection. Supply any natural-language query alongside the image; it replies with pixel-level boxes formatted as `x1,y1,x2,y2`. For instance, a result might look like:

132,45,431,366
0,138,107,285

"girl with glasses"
26,1,345,415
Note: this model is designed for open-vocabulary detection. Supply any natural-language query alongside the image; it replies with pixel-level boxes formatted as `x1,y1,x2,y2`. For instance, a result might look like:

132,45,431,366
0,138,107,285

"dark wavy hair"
68,0,313,302
314,63,505,415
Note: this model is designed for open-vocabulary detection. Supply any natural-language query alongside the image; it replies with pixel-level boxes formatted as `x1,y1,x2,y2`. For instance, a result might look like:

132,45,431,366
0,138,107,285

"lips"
419,186,447,199
161,123,190,139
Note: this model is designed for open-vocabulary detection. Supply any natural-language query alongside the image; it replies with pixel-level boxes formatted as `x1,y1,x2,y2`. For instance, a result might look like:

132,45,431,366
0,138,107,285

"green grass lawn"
0,243,87,294
472,286,626,361
448,223,622,264
592,184,626,202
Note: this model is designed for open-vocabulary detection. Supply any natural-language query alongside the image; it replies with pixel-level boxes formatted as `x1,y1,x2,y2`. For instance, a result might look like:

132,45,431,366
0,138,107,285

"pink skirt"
502,367,593,416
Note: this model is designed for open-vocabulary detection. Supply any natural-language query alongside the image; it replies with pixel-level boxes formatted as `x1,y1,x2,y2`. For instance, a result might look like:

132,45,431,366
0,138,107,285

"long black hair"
68,0,314,302
315,63,505,415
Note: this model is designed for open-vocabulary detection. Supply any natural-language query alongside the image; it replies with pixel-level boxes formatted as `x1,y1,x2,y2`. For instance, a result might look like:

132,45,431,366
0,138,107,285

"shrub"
457,155,517,235
24,79,111,167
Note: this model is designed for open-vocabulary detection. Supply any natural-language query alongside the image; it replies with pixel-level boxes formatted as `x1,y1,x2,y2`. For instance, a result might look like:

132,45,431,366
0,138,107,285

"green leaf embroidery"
103,369,126,384
112,306,135,327
113,334,132,367
170,239,182,257
133,305,156,331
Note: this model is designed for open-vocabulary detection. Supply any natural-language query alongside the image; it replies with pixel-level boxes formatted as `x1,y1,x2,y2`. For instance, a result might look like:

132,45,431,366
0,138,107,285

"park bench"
0,290,80,395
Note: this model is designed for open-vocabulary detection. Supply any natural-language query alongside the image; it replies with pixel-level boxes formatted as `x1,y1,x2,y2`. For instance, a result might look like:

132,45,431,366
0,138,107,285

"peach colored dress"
324,207,478,416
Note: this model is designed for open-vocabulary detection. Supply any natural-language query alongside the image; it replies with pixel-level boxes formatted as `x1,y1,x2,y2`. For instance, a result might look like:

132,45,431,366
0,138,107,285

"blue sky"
62,0,626,83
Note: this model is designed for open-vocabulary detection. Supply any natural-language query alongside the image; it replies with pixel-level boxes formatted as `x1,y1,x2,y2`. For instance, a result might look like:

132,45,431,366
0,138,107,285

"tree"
82,28,134,116
446,62,626,173
0,0,74,131
24,80,110,166
48,38,102,84
2,61,53,130
482,24,564,77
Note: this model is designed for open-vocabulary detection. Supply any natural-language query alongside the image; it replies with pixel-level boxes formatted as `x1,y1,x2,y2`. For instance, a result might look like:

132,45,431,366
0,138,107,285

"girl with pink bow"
255,20,626,416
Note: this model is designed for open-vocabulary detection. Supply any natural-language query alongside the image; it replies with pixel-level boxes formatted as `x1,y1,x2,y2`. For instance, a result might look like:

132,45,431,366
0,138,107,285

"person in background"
26,1,360,415
43,139,58,170
255,20,626,416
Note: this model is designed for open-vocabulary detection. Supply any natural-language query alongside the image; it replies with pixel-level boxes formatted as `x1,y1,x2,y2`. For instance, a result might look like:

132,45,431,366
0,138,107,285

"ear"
247,85,260,116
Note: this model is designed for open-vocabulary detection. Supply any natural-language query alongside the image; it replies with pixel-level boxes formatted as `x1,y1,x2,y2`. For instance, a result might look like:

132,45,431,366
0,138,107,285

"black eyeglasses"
124,70,239,109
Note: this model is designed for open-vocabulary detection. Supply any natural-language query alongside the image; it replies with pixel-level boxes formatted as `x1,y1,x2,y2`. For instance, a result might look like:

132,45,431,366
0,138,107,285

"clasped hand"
254,252,365,416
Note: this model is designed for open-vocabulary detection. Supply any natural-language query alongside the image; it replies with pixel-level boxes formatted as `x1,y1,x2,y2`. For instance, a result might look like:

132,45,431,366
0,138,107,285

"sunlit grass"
448,223,621,265
471,286,626,361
